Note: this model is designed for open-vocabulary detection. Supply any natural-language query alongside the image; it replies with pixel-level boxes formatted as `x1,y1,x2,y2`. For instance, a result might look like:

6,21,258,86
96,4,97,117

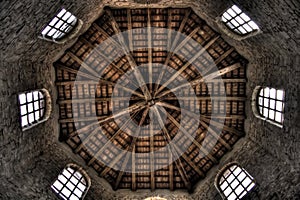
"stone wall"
0,0,299,199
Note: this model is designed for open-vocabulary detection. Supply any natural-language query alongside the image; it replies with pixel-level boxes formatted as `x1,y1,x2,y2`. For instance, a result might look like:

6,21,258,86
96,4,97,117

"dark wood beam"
157,63,242,98
155,35,220,95
153,106,192,191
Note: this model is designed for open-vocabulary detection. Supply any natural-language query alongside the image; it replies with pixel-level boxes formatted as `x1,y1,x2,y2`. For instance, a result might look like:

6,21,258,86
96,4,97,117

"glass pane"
66,182,75,191
248,21,259,30
238,172,246,181
258,97,263,105
48,29,57,37
240,13,250,22
239,190,248,199
21,116,28,127
269,110,275,120
264,98,269,107
224,186,232,197
242,177,252,187
275,112,282,122
270,99,275,109
228,192,237,200
263,108,268,117
28,103,34,112
264,87,270,97
28,113,34,123
231,179,239,189
63,169,72,178
70,195,80,200
232,5,242,14
58,175,67,184
247,182,256,191
220,181,229,191
61,187,71,198
227,174,235,183
26,93,33,102
34,101,39,110
270,88,276,98
49,17,59,26
235,185,244,195
74,188,83,198
238,27,247,34
243,23,252,32
222,12,231,21
19,94,26,104
259,89,263,96
227,9,237,17
276,101,283,112
235,16,244,24
57,9,67,18
53,180,63,190
35,112,40,120
55,20,64,29
78,182,86,192
231,19,239,27
67,15,77,23
62,12,72,21
277,90,284,100
75,171,83,180
233,167,242,176
70,176,79,185
20,105,27,115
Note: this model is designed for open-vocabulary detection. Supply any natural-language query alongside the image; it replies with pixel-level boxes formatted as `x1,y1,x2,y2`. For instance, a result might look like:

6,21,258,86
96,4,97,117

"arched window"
215,163,256,200
40,8,79,43
18,89,51,131
51,164,91,200
252,86,285,127
218,5,260,40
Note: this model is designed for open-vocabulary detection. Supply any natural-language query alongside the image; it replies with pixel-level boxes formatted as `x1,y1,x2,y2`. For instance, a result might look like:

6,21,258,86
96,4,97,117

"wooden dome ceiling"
54,7,248,192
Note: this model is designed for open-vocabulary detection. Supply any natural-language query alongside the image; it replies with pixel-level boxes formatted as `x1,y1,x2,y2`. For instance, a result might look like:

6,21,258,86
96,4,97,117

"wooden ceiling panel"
54,7,247,192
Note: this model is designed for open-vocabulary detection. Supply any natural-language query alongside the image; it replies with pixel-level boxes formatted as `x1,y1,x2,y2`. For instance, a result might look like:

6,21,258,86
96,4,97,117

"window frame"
215,162,256,200
217,4,261,40
39,8,82,44
18,89,51,131
252,86,285,128
51,163,91,200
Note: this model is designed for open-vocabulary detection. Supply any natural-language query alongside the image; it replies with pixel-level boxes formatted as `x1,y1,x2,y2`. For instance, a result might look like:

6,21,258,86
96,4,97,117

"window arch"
18,89,51,131
40,8,82,43
252,86,285,127
217,5,260,40
215,163,256,200
51,164,91,200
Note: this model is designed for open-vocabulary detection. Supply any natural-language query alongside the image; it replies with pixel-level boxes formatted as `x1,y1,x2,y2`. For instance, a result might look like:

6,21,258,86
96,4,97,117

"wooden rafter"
153,106,192,191
155,35,220,95
105,8,152,101
156,63,242,98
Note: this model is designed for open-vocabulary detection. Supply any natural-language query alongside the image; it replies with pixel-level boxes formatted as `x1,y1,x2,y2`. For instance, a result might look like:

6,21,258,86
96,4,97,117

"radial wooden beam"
153,106,192,192
55,63,99,81
74,125,102,153
87,105,147,166
113,107,150,190
127,8,133,52
153,9,192,95
199,120,232,150
164,110,218,164
79,37,139,87
157,102,218,163
169,154,174,191
156,35,220,95
156,63,242,98
162,96,246,102
60,101,146,125
149,105,155,191
201,116,245,137
105,8,152,101
67,52,99,75
156,101,231,150
147,8,153,93
57,96,143,105
202,47,236,76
